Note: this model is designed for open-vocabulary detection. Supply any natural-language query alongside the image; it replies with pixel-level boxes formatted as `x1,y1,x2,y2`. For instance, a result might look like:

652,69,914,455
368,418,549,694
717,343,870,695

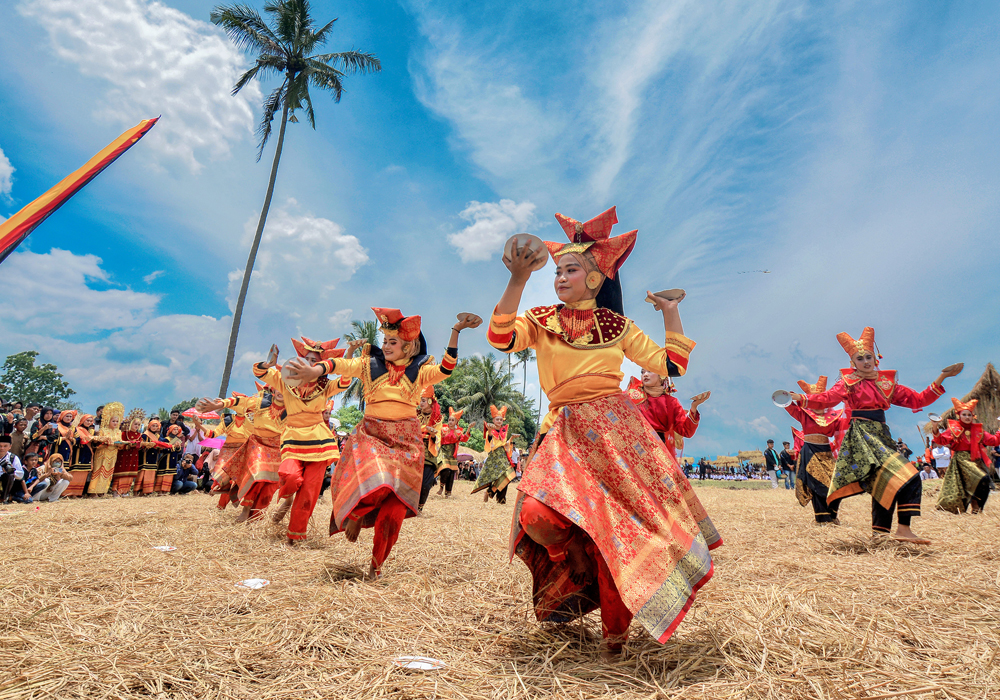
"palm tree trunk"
218,102,290,397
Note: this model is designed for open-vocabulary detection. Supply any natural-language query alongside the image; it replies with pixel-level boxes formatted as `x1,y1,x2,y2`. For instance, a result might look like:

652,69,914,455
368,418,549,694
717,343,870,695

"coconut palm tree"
340,319,379,409
513,348,534,395
211,0,381,396
456,353,523,424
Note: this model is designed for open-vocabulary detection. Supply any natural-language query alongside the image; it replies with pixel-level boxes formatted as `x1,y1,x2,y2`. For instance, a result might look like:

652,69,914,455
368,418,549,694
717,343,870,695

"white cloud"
746,416,778,438
143,270,165,284
327,309,354,331
448,199,536,263
0,249,159,333
227,199,369,331
19,0,259,171
0,145,13,199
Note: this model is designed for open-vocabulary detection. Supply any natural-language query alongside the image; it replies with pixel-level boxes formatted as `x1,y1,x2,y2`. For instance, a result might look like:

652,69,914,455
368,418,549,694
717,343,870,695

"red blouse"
440,425,471,446
933,420,1000,462
784,404,846,439
801,369,943,414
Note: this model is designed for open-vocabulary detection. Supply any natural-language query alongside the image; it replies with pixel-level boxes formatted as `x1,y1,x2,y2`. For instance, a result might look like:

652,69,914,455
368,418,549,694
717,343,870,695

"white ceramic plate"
771,390,793,408
393,656,446,671
280,364,302,388
927,413,941,422
502,234,548,271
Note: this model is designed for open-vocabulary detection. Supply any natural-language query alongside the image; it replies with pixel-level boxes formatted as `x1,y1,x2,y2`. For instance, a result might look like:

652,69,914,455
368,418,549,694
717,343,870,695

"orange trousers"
519,496,633,648
241,481,279,520
278,458,330,541
345,487,409,573
216,484,239,510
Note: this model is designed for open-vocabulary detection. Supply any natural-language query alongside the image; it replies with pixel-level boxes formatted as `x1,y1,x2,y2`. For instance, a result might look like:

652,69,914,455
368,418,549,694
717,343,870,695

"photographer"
0,434,32,503
171,454,199,494
31,453,73,502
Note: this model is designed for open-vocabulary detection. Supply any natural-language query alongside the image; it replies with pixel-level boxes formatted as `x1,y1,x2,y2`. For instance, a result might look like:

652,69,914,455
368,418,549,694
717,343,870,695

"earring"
585,271,603,290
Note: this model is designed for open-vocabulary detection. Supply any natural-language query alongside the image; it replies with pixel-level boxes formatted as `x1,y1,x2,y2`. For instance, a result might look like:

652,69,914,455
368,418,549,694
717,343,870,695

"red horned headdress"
490,404,508,420
291,336,345,361
951,397,978,414
545,206,636,280
837,327,877,361
448,406,464,422
797,376,828,395
372,307,422,342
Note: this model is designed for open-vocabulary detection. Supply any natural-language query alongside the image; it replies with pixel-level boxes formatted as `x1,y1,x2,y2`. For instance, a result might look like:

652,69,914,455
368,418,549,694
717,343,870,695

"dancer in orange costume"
933,398,999,514
292,307,481,579
211,391,259,510
788,327,961,543
472,405,517,503
488,206,721,658
436,407,471,497
229,386,287,523
417,385,442,512
623,371,707,460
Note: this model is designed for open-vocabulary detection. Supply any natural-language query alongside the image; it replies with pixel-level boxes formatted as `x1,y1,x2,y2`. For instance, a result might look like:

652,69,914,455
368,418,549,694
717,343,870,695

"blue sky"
1,0,998,456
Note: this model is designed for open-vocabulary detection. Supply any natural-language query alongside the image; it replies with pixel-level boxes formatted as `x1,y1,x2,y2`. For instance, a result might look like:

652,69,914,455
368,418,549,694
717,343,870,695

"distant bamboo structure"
923,363,1000,434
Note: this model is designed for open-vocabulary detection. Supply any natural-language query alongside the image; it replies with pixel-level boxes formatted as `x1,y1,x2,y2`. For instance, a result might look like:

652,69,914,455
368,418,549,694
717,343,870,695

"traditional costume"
325,308,459,574
157,426,183,493
784,377,848,523
437,408,471,497
418,385,442,511
53,411,78,464
110,409,144,495
65,415,95,498
253,337,350,541
799,328,945,534
213,392,259,509
623,376,699,459
88,402,124,495
489,206,720,650
136,420,168,495
226,389,286,520
933,398,998,514
472,405,516,503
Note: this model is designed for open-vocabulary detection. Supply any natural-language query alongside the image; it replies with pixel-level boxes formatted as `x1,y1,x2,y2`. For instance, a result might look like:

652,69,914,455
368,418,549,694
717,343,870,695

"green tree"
0,351,76,408
513,348,534,394
341,319,380,409
211,0,381,397
331,404,363,433
454,353,523,424
171,397,200,414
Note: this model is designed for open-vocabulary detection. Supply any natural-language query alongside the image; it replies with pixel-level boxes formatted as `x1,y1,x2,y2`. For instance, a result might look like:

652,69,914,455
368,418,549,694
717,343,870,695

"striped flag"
0,117,158,264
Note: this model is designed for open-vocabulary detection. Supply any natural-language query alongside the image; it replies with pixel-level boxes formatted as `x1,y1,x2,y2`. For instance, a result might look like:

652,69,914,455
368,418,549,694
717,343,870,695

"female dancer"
110,409,144,496
136,417,167,496
472,406,517,504
417,385,442,512
290,308,480,578
52,410,78,466
488,206,721,657
933,398,998,514
789,327,961,543
157,425,184,494
437,408,471,497
212,391,259,510
88,403,124,496
229,388,287,523
65,414,96,498
783,377,848,524
624,371,707,460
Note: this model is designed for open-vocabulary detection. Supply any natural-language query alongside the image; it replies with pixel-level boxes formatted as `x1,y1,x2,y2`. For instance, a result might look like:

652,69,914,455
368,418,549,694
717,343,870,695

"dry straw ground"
2,479,998,699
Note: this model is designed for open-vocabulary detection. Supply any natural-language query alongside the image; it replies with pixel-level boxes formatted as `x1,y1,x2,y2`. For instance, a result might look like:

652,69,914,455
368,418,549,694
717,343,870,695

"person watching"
172,454,199,494
31,453,73,502
920,463,939,480
0,434,31,503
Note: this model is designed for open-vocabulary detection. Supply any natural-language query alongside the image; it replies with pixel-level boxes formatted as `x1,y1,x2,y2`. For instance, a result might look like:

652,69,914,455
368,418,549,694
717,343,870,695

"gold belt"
803,434,829,445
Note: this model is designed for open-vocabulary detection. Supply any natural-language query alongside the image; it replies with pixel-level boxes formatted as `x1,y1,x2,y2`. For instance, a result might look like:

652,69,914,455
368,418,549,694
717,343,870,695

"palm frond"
308,17,338,49
255,79,286,159
210,4,283,54
306,61,344,101
310,51,382,74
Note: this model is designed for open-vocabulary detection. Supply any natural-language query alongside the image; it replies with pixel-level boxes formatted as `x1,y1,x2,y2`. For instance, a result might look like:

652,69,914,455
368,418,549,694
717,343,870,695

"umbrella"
182,408,221,419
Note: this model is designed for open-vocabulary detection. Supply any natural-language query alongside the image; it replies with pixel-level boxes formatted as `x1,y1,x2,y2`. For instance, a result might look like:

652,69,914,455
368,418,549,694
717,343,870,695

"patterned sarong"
829,418,917,509
228,434,282,503
88,446,117,495
937,450,990,514
437,442,460,474
473,445,515,494
329,416,423,532
213,442,241,481
795,443,835,508
509,393,722,644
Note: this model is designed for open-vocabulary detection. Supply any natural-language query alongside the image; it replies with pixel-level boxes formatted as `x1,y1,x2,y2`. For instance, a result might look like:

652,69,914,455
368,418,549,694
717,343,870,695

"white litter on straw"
235,578,270,590
393,656,446,671
151,546,176,552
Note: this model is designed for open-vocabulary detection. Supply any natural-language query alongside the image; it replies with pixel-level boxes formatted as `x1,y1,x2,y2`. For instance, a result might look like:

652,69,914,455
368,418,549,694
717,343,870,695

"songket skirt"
794,442,836,506
328,416,423,533
472,445,515,495
437,442,461,473
225,434,282,506
829,418,918,509
937,450,991,513
510,393,722,644
88,446,117,495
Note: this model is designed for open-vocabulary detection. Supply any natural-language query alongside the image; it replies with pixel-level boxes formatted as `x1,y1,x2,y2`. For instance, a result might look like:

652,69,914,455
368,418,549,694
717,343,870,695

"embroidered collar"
525,304,631,349
369,345,431,385
840,368,897,398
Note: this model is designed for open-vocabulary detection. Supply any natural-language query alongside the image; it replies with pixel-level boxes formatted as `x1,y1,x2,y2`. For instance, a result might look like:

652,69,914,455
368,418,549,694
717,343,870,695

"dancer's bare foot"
832,517,841,526
971,499,982,514
344,517,362,543
363,562,381,581
235,506,251,524
565,537,593,587
271,498,291,523
600,648,622,663
890,524,931,545
483,491,490,503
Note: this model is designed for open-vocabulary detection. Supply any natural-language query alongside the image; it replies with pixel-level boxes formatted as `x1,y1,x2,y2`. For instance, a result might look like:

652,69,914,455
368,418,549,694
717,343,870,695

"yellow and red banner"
0,117,158,264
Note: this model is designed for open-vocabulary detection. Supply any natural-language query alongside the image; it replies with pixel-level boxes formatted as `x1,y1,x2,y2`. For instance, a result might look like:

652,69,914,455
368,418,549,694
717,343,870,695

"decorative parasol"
182,408,221,419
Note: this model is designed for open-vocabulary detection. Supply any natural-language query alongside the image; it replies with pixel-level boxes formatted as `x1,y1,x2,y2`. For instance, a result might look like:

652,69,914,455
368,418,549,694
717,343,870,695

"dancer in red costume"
788,327,962,543
624,370,708,460
488,206,721,658
933,398,999,514
436,407,471,497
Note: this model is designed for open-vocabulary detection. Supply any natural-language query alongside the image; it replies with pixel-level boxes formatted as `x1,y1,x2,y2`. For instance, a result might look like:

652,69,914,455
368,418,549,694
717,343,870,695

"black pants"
1,472,28,502
871,473,922,532
419,462,436,509
438,468,456,495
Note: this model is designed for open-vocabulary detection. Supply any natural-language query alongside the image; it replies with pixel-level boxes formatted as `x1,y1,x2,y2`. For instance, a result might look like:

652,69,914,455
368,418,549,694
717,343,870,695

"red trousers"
216,484,239,510
346,487,409,573
278,458,330,541
241,481,278,520
519,496,633,648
